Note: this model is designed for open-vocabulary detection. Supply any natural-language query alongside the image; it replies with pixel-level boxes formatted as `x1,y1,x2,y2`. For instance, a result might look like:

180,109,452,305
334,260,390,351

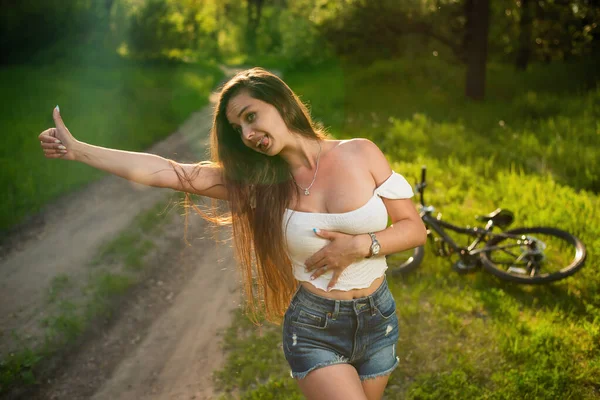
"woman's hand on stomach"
303,229,371,291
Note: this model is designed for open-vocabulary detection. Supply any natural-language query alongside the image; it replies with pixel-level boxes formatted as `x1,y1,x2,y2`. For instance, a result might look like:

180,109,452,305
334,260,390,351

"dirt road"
1,92,242,399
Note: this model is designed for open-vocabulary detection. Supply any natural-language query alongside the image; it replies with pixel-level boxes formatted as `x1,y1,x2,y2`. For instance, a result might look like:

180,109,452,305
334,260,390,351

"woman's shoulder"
330,138,392,184
324,138,378,156
332,138,381,154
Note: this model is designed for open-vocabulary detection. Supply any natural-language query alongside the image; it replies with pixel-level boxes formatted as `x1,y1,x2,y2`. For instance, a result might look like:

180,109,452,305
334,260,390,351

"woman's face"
225,91,290,155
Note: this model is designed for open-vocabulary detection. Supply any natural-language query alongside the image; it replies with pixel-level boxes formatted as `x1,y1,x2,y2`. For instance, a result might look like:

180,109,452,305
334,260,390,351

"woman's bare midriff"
299,275,385,300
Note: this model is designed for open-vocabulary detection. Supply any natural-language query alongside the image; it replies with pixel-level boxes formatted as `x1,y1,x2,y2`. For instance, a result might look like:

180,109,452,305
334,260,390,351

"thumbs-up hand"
38,106,77,160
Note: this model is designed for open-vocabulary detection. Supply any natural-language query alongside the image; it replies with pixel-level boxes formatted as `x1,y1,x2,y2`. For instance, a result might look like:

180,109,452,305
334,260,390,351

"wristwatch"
367,232,381,258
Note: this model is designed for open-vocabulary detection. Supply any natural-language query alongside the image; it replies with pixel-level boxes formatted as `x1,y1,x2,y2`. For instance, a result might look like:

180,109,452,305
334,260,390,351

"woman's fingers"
309,263,334,280
44,153,65,158
40,129,67,157
326,272,340,291
52,106,66,129
39,107,73,160
43,148,66,158
308,265,341,291
40,142,66,150
39,128,59,141
305,255,327,273
309,265,328,281
42,144,67,154
40,134,65,149
43,148,67,156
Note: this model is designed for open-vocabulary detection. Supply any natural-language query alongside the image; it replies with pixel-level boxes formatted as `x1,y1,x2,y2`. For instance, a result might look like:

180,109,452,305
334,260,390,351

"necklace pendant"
304,189,310,196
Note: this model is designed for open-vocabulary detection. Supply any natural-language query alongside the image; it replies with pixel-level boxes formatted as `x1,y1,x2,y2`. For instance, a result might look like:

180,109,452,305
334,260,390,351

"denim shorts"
282,275,400,381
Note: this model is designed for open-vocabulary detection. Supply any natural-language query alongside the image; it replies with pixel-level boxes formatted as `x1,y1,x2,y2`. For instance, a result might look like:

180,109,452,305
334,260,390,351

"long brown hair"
173,68,327,324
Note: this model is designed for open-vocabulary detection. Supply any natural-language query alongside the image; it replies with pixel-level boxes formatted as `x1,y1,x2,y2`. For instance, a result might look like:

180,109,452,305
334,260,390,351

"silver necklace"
291,141,322,196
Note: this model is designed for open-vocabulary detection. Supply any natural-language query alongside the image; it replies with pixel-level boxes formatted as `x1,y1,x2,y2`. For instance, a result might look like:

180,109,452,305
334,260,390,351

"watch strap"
367,232,380,258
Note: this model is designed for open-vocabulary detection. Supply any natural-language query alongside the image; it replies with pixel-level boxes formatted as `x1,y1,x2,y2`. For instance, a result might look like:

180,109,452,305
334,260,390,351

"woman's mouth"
256,135,270,151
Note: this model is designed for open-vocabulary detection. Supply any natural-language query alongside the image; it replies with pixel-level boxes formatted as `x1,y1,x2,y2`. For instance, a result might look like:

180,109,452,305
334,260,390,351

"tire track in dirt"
2,87,244,399
33,210,239,400
1,105,213,353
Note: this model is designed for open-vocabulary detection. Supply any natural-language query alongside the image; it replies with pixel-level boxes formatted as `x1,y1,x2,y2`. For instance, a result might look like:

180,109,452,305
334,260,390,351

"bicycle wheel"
386,246,425,276
480,227,586,284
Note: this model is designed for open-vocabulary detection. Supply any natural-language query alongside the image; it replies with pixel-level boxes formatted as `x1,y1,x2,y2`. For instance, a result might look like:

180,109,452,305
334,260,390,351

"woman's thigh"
296,363,367,400
361,375,390,400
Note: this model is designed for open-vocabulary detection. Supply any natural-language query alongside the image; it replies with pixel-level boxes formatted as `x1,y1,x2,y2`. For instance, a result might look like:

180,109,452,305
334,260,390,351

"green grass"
286,57,600,192
213,58,600,399
47,274,72,303
214,309,303,400
92,199,174,270
3,53,598,398
0,60,222,232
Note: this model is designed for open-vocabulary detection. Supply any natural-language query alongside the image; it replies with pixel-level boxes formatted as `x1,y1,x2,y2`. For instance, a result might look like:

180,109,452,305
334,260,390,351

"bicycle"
386,166,587,283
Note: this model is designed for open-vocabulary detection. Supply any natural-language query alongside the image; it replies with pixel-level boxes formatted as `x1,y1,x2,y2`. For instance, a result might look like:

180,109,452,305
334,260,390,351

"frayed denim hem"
359,356,400,381
290,355,350,380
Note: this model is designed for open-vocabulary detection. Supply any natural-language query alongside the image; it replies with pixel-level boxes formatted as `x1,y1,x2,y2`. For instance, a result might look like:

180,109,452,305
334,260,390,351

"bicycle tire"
386,245,425,276
480,227,586,284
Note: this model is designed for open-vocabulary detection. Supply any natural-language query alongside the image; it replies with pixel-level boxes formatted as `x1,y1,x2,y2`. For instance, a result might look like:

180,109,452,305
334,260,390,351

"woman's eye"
246,112,255,123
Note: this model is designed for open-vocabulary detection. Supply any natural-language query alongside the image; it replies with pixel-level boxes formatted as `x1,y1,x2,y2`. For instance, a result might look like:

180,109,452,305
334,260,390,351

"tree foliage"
2,0,598,75
0,0,99,64
126,0,221,61
312,0,599,65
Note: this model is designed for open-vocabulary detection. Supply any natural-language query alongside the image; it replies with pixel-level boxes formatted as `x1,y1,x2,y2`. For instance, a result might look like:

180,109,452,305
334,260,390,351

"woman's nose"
242,125,255,141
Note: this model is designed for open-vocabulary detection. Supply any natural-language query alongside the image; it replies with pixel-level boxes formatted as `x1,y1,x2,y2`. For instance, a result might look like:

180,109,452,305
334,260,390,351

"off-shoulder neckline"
284,171,396,216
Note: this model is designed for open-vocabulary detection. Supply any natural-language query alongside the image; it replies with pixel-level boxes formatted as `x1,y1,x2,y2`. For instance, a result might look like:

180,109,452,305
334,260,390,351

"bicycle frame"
421,209,492,258
417,167,498,259
404,166,587,282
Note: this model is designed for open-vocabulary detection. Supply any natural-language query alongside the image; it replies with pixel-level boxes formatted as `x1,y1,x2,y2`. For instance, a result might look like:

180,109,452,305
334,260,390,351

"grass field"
213,58,600,399
3,54,598,398
0,60,222,232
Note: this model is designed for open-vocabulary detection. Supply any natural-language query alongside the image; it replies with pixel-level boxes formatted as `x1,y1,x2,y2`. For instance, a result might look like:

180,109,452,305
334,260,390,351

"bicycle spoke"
482,229,583,281
496,246,520,260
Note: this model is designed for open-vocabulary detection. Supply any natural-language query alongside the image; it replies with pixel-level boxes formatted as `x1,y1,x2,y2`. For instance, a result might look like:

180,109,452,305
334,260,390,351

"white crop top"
283,171,414,291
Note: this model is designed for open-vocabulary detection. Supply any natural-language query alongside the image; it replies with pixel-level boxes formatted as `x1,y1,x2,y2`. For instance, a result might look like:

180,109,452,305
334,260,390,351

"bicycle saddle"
476,208,514,228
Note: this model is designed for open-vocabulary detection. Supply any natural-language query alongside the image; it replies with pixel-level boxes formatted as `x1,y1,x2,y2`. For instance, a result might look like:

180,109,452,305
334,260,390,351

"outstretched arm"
39,106,228,200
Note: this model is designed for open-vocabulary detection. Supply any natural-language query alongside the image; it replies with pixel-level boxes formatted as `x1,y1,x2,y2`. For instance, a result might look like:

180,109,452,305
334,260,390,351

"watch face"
372,243,381,255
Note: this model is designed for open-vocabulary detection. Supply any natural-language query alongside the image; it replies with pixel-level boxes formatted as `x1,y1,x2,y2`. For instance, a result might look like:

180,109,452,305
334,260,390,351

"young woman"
38,68,426,400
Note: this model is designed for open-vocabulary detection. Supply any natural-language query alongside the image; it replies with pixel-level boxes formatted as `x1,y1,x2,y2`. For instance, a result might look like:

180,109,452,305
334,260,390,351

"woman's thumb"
52,105,66,129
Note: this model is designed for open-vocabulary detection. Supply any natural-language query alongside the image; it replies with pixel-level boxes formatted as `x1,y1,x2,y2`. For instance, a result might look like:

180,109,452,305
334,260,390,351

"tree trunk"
516,0,533,70
93,0,116,49
246,0,264,54
464,0,490,101
104,0,114,15
212,3,222,61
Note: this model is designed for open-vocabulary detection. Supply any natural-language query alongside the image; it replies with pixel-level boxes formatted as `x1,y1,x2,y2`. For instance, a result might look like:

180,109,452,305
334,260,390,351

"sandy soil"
1,90,243,399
